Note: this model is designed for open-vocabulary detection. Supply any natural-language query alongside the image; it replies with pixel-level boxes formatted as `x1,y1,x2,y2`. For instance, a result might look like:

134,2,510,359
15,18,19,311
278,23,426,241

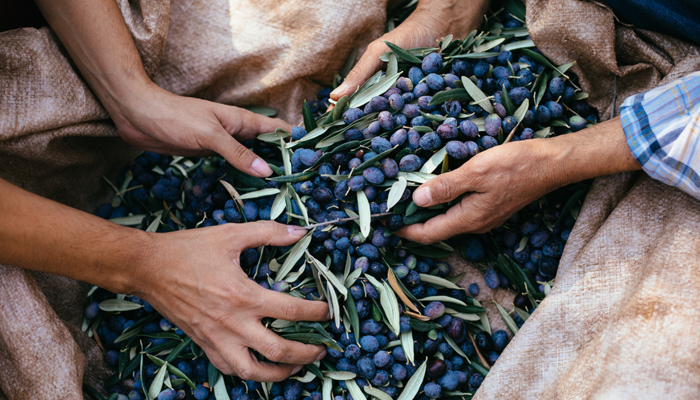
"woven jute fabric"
0,0,387,398
473,1,700,398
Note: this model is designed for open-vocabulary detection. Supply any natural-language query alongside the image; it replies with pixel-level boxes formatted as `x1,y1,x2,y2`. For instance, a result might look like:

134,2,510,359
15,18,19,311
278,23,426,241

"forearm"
33,0,151,123
0,178,149,294
539,117,642,188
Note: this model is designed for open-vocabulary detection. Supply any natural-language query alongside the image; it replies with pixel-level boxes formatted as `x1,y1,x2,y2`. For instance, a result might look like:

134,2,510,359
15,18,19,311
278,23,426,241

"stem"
300,212,395,230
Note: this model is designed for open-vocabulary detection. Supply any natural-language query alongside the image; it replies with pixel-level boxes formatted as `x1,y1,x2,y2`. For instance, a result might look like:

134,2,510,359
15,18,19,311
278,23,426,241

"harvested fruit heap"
86,7,594,400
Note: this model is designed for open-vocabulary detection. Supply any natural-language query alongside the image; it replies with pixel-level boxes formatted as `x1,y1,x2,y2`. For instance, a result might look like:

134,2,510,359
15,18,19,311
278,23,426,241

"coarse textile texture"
473,0,700,398
0,0,388,398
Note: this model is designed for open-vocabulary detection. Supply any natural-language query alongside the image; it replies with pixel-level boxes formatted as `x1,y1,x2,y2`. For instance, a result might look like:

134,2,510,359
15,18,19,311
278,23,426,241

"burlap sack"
0,0,387,397
473,1,700,398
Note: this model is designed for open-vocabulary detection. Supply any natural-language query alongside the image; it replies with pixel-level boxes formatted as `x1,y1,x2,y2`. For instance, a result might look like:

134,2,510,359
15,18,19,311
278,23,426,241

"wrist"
95,227,155,296
536,117,642,188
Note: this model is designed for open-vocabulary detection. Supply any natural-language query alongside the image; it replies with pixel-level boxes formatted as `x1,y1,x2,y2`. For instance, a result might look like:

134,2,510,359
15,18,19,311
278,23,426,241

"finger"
205,130,273,177
198,341,237,376
233,220,308,250
247,326,326,365
330,41,386,101
227,346,303,382
412,167,475,208
216,105,293,141
256,287,330,322
397,199,481,244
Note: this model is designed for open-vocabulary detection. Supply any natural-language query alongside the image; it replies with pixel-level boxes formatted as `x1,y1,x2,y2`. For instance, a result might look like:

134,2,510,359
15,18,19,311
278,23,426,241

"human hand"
398,139,563,244
109,83,291,178
134,221,329,381
330,0,490,101
398,118,643,244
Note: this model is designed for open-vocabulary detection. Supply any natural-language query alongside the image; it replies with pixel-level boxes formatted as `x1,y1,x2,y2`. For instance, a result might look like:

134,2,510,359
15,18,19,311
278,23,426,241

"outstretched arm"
398,117,642,243
34,0,289,177
0,177,329,380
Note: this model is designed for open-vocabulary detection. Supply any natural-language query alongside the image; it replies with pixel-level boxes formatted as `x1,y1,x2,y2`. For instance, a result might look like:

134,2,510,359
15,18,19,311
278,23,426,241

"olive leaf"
322,377,333,400
387,176,407,211
444,308,480,321
345,296,361,341
428,88,471,106
306,251,348,298
280,138,293,175
387,53,399,76
99,299,142,312
440,34,454,52
344,267,363,288
573,91,589,100
418,296,467,306
516,235,530,252
147,354,196,390
332,96,349,122
502,39,535,51
473,37,505,52
303,101,318,131
514,98,530,124
535,71,549,107
449,52,499,59
550,119,570,128
501,83,516,115
555,61,576,77
495,302,519,335
345,379,367,400
291,120,345,147
324,371,356,380
534,126,552,138
420,147,447,174
270,184,289,221
348,72,402,109
461,76,494,113
473,298,492,335
327,280,341,329
379,47,437,62
235,188,280,200
407,318,440,332
410,126,433,134
396,360,426,400
148,361,168,400
276,230,312,281
269,170,318,184
288,184,309,225
258,129,291,144
400,330,415,364
521,49,570,78
397,171,438,184
244,106,277,117
441,330,470,360
109,214,146,226
419,274,462,290
282,333,343,352
365,386,393,400
514,305,531,322
213,372,230,400
356,189,371,238
382,41,423,63
381,281,401,335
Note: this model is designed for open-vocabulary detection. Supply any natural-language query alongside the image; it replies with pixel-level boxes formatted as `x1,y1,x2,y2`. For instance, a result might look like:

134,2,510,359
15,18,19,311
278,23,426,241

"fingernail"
330,83,347,97
413,187,432,206
287,225,306,236
251,159,272,177
291,365,303,375
316,349,327,361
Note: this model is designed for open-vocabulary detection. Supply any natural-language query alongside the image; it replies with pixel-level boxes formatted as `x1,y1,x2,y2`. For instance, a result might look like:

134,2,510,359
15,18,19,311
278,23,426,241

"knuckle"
263,342,286,363
236,367,253,381
281,302,300,320
230,143,250,160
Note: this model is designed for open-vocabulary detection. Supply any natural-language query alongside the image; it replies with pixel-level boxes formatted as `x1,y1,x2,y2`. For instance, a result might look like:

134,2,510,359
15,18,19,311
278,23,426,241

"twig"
468,331,491,370
300,212,395,230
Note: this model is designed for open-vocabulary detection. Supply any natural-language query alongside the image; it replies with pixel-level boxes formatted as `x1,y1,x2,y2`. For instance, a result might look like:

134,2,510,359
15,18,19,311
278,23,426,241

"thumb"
413,167,474,207
235,221,308,251
331,41,386,101
211,106,292,177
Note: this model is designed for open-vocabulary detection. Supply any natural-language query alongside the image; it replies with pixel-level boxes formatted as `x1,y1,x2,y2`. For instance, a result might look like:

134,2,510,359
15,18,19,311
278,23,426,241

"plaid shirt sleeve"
620,71,700,200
